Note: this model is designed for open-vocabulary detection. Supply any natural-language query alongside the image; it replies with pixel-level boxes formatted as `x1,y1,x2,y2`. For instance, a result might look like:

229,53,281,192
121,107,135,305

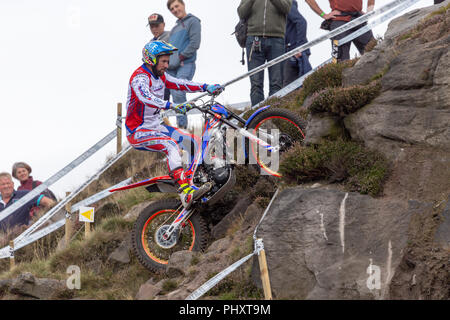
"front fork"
161,206,194,241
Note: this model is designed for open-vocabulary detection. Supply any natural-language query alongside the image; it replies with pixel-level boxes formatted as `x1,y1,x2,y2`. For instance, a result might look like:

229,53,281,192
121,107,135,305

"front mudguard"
242,105,271,159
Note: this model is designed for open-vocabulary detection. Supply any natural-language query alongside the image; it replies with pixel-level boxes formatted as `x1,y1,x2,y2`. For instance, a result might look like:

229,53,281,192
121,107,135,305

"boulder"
167,251,194,278
304,113,342,144
254,187,429,299
10,273,71,300
135,278,162,300
108,237,132,264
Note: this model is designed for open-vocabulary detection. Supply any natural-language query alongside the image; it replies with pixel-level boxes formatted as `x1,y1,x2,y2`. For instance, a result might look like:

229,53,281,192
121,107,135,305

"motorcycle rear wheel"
131,198,207,273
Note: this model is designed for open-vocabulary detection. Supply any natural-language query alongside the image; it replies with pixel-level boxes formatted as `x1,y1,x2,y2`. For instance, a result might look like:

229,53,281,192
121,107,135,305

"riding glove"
173,103,194,114
206,84,225,95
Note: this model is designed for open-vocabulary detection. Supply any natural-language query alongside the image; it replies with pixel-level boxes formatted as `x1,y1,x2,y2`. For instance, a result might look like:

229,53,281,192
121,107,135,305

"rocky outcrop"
343,3,450,161
253,3,450,300
255,187,429,299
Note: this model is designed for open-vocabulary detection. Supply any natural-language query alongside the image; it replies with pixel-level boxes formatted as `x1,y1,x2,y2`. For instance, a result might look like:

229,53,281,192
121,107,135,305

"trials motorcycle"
110,93,306,272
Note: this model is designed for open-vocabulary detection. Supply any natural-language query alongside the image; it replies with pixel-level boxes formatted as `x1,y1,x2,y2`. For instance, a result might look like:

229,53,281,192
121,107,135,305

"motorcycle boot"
170,168,212,209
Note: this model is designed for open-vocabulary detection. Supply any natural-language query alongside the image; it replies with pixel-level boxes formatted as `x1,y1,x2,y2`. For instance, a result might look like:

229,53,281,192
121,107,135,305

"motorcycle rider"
126,40,224,208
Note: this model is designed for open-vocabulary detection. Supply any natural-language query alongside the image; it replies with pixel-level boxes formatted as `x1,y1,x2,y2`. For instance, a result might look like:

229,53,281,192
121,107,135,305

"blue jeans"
168,62,196,104
168,62,196,129
245,36,285,106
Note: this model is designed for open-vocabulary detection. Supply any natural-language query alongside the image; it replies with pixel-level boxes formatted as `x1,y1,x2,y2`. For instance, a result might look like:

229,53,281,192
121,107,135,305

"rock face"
252,3,450,300
255,187,429,299
343,3,450,161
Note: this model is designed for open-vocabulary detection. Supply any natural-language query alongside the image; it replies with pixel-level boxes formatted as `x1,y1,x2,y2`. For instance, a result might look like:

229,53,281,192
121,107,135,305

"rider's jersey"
125,64,206,135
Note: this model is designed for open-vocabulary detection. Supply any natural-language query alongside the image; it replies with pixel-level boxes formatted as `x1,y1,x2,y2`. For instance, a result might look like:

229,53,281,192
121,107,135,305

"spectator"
305,0,375,61
0,172,55,232
283,0,312,86
148,13,171,101
12,162,57,217
238,0,293,107
166,0,202,129
148,13,170,42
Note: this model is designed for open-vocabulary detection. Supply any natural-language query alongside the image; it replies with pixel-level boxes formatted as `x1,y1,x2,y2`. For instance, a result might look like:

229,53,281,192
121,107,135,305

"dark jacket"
285,1,310,54
0,190,41,231
238,0,293,38
285,0,312,75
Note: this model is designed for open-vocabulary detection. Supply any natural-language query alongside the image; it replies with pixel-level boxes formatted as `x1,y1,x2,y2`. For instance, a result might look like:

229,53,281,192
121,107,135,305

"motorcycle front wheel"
131,198,207,273
247,108,306,177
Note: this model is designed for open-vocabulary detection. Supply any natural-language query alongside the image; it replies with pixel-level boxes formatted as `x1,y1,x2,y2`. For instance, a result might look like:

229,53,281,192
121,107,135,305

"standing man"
0,172,55,232
148,13,170,42
148,13,170,100
305,0,375,61
238,0,293,107
283,0,312,86
166,0,202,129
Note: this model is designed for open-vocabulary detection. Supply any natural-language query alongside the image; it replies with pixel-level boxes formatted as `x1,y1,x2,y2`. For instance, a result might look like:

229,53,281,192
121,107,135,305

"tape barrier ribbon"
69,177,132,213
0,176,133,259
0,129,117,223
13,145,132,245
14,218,66,251
338,0,419,46
185,251,255,300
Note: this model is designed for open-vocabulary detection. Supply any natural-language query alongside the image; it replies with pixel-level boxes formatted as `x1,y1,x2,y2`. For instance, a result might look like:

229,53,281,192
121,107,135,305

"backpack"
32,181,57,201
232,19,248,65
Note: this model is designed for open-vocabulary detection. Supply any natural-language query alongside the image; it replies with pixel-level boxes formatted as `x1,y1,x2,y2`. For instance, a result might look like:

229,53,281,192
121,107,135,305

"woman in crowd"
11,162,57,217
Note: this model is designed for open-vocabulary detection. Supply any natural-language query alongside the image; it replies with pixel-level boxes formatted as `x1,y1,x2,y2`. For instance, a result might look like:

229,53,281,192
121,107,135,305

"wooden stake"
64,192,73,246
257,239,273,300
85,222,91,238
9,240,15,270
117,103,122,154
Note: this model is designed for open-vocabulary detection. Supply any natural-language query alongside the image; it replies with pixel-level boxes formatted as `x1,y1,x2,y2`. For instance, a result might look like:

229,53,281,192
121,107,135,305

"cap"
147,13,164,26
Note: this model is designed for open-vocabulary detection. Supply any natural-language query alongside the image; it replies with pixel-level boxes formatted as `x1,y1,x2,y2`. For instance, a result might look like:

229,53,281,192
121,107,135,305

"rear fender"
109,175,176,193
145,181,178,193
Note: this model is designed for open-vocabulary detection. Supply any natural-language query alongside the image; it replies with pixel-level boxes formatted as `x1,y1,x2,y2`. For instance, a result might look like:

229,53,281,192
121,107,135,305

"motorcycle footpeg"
193,182,213,200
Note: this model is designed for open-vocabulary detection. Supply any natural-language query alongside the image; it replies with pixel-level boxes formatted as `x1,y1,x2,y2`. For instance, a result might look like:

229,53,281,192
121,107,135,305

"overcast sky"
0,0,434,199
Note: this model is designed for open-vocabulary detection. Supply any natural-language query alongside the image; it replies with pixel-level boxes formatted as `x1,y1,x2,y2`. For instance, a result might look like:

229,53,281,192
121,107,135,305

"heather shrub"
309,81,381,115
279,139,389,196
